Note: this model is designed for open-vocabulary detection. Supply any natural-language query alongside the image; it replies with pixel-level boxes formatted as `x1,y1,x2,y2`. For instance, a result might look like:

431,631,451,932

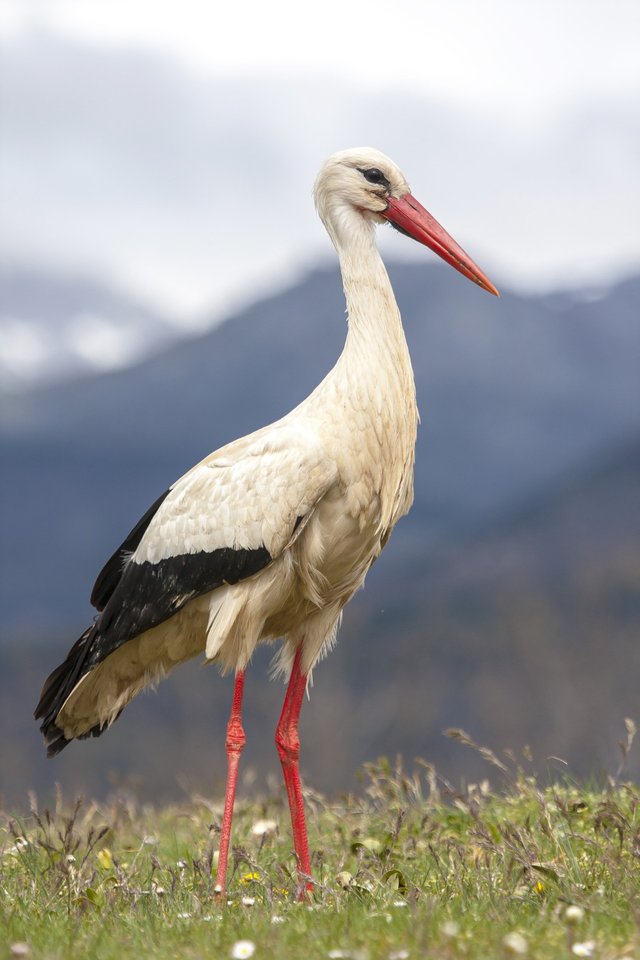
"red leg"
275,647,313,895
214,669,246,897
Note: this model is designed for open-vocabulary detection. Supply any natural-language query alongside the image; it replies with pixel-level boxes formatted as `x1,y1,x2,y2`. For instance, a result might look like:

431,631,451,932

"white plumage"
36,146,498,896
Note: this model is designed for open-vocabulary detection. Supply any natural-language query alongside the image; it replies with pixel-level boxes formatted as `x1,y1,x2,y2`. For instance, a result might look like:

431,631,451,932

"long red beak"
383,194,499,297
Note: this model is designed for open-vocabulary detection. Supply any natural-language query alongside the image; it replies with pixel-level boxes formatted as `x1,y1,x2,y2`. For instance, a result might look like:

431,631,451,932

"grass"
2,730,640,960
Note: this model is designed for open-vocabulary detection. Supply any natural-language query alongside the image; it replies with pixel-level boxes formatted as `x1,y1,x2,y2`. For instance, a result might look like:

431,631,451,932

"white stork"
36,147,498,896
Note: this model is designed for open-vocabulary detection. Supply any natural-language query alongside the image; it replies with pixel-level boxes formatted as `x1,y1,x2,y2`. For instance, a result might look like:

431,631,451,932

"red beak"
383,193,499,297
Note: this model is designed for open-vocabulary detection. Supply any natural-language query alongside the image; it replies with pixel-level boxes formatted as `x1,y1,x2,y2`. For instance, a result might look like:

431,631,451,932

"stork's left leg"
214,669,246,897
275,646,313,894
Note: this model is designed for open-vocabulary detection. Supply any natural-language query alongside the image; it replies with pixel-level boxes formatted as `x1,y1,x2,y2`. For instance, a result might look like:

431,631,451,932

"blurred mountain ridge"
0,264,180,391
2,417,639,803
2,263,640,632
1,263,639,803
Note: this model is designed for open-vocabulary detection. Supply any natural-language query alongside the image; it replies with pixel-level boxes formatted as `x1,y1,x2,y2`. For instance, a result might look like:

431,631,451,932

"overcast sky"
4,0,639,112
1,0,639,321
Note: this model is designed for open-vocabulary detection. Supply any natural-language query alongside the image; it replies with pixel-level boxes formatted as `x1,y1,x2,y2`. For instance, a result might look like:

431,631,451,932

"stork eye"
362,167,386,185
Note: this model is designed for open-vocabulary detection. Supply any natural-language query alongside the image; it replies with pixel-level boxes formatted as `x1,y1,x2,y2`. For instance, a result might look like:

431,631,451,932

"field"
2,732,640,960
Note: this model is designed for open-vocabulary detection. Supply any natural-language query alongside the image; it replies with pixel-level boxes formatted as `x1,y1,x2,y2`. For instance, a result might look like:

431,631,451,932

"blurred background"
1,0,640,806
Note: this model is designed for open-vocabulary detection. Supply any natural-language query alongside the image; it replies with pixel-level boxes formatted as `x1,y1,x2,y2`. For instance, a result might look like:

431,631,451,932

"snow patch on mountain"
0,266,182,390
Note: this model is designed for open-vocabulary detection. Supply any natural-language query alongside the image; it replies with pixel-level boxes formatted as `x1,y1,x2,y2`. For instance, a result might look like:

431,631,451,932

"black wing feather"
90,488,171,611
35,542,272,755
35,482,307,756
88,544,272,671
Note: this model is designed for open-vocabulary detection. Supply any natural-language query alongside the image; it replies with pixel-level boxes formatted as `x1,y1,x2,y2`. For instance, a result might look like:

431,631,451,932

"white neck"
327,206,412,375
320,203,418,530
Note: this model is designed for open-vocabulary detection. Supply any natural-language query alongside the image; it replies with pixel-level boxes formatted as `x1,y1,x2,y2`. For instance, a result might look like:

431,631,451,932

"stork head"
314,147,498,296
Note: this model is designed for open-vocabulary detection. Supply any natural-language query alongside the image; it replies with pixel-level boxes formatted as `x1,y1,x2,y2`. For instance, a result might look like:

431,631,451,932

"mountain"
0,265,179,390
347,437,640,783
2,432,638,804
1,265,639,804
2,265,639,637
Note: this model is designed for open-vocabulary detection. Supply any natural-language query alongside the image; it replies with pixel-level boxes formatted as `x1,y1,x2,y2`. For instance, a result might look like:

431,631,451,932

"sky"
3,0,639,113
1,0,639,322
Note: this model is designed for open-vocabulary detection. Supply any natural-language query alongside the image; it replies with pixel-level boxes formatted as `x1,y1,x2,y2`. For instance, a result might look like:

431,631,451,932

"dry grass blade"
444,728,510,775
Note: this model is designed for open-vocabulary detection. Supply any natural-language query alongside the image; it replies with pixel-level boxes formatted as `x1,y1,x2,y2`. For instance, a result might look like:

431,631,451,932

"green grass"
2,738,640,959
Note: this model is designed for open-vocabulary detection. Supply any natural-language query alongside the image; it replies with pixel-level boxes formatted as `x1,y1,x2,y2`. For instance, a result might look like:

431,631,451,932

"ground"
2,737,640,959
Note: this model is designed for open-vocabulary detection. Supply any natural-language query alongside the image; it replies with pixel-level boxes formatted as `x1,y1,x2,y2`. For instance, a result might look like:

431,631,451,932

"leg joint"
226,715,246,754
275,723,300,765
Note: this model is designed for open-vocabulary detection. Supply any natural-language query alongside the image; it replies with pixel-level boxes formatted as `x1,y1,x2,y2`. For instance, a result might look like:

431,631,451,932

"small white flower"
15,837,29,850
389,951,409,960
176,859,188,869
502,931,528,955
66,854,76,864
241,896,256,907
251,818,277,836
143,835,158,845
176,912,192,920
153,884,166,897
328,952,351,959
565,905,585,925
271,915,285,924
231,941,256,960
572,943,595,958
441,921,460,939
392,899,408,908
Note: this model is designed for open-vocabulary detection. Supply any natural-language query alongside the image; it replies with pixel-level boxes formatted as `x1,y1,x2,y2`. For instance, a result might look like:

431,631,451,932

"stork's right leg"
275,647,313,896
214,669,246,897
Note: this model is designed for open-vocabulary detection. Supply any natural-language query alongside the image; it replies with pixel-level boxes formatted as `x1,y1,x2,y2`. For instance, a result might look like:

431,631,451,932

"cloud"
1,27,639,320
5,1,640,110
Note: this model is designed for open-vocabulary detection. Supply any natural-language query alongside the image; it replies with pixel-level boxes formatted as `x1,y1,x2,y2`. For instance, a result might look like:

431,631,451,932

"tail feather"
34,625,113,757
35,603,203,756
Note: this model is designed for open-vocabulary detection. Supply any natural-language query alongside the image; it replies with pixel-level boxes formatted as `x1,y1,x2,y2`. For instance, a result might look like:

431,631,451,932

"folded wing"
35,425,338,749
